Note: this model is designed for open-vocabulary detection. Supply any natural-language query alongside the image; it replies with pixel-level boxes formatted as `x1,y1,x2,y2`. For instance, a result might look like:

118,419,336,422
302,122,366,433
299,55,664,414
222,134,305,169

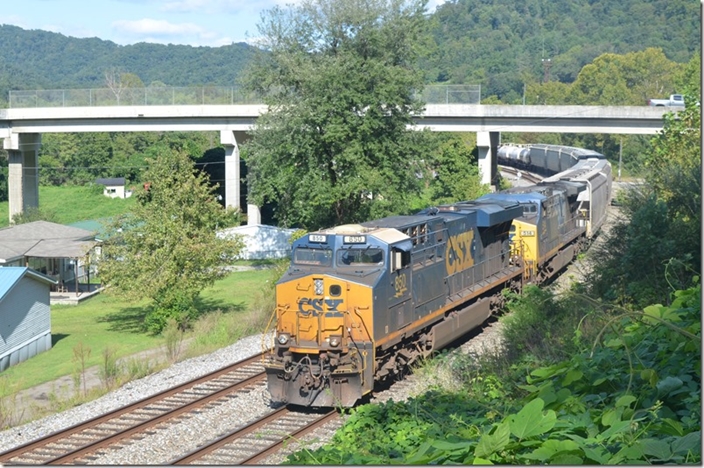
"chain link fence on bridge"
8,85,481,108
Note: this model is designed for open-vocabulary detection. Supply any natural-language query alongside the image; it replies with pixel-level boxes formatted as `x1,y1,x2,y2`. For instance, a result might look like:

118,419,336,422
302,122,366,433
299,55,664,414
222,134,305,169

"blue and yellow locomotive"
265,199,525,406
264,151,612,407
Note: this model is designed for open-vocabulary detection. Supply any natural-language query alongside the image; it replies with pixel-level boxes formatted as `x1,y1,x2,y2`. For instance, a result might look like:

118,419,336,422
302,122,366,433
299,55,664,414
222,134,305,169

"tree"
98,148,244,334
568,48,680,105
428,135,489,205
242,0,432,230
104,68,145,105
587,52,701,307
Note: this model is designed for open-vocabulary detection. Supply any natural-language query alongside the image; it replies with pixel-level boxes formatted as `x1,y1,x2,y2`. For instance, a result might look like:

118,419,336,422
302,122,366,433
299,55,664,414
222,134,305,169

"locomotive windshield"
293,247,333,266
521,203,538,215
338,248,384,266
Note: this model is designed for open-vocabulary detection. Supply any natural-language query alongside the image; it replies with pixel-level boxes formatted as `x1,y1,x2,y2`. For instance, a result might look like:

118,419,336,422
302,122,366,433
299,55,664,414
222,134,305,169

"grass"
0,183,279,426
0,268,272,393
0,185,137,227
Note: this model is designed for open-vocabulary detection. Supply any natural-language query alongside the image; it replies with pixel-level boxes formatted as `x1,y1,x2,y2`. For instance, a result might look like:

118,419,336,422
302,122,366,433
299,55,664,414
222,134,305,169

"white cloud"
111,17,244,46
112,18,203,37
160,0,272,14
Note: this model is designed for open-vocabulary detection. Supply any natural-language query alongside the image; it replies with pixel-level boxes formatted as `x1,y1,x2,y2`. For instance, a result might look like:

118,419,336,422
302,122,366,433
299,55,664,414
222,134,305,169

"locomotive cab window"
338,248,384,266
293,247,333,266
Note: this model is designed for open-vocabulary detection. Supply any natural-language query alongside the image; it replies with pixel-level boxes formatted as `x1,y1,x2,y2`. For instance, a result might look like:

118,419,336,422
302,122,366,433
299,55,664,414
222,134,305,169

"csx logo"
298,298,344,318
445,230,475,275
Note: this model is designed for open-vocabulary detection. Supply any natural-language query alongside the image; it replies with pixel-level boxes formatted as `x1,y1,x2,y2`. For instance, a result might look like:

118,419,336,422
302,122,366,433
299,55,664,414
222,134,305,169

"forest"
0,0,699,206
0,0,698,103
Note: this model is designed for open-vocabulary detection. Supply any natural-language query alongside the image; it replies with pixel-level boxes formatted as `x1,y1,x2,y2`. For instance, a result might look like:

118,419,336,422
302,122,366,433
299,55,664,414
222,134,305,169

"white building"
95,177,132,199
219,224,298,260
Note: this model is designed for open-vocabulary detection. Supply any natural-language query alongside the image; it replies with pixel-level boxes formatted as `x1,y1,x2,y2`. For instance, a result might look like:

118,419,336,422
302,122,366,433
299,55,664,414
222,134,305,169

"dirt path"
4,344,177,427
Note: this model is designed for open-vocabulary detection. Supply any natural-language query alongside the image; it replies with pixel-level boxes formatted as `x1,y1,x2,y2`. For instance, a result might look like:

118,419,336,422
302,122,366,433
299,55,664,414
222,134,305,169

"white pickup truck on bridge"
647,94,685,107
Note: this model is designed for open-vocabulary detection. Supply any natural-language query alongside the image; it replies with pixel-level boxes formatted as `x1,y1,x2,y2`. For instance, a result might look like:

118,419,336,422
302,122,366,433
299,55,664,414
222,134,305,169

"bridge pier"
476,131,500,188
4,133,41,223
220,129,260,225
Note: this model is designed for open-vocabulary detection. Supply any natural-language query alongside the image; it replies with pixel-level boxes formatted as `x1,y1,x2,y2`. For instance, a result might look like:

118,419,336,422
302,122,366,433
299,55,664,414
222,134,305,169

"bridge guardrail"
8,85,481,108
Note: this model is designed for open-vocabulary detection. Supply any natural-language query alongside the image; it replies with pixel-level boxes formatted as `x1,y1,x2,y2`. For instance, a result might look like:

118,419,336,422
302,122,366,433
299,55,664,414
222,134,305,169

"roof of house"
0,221,97,263
95,177,126,186
0,221,94,241
0,267,56,302
68,218,114,241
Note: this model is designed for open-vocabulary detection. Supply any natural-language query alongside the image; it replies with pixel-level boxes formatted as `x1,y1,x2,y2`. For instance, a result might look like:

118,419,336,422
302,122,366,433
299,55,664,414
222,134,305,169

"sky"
3,0,447,48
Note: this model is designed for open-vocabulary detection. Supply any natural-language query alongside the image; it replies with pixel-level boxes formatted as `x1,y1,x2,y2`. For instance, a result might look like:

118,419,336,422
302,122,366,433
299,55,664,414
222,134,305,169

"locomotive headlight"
314,279,324,295
329,335,341,347
277,333,290,345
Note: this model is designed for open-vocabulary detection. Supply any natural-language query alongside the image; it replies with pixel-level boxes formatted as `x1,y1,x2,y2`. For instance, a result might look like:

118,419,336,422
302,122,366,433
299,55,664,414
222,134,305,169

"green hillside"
425,0,700,100
0,24,256,105
0,0,699,104
0,185,137,228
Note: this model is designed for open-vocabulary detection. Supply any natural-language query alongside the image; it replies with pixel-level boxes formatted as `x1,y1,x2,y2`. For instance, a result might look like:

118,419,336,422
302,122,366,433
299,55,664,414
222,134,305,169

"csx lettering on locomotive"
298,297,344,317
445,230,475,275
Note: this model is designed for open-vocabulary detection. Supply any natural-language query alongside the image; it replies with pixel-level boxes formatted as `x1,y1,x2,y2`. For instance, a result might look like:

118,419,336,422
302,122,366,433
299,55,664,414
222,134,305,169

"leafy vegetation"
98,148,243,334
242,0,433,230
427,0,699,100
587,67,700,308
286,284,701,464
1,0,697,106
0,24,255,106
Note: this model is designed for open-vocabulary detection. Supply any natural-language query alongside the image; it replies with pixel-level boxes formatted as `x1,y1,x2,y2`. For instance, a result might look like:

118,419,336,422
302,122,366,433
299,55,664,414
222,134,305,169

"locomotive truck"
264,151,612,407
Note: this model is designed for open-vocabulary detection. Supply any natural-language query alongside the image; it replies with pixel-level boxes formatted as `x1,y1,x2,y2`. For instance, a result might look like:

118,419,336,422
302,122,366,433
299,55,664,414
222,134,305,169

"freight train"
498,143,605,176
264,147,612,407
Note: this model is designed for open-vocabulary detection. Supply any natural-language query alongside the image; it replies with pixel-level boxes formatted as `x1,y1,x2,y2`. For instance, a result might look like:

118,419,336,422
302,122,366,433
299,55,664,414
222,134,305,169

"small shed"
95,177,132,199
0,267,56,371
219,224,297,260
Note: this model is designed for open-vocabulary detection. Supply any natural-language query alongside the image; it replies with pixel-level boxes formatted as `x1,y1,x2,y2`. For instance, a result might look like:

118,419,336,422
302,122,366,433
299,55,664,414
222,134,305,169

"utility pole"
542,58,552,83
618,138,623,182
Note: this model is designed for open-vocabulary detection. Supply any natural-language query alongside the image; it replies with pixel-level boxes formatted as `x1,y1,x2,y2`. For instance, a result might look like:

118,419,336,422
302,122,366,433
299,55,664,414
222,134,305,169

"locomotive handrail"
262,306,285,356
351,307,374,343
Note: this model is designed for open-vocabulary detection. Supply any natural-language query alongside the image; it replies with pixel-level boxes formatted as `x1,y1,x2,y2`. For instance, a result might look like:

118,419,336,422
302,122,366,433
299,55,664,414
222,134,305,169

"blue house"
0,267,56,371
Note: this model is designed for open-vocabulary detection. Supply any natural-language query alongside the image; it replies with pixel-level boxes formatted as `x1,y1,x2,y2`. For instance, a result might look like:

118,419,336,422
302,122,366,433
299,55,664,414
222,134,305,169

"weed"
72,342,92,397
0,377,24,430
163,319,185,363
123,357,157,381
99,346,121,390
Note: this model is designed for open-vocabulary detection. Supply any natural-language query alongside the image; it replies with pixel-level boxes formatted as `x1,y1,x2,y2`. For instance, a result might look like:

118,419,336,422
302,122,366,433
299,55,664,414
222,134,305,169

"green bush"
285,285,701,465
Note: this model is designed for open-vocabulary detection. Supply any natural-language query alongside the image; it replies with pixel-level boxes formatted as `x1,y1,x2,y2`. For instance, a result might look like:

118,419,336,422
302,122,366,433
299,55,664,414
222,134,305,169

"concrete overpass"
0,103,672,223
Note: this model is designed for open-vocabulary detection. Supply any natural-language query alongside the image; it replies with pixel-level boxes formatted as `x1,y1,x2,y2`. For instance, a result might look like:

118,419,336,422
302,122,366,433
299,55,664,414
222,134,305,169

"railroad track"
170,406,341,465
0,353,267,465
499,165,543,185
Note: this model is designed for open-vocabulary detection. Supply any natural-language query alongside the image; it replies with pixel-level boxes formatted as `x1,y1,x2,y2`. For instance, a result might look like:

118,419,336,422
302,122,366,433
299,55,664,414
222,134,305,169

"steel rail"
0,353,266,464
170,406,291,465
170,407,338,465
240,410,339,465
